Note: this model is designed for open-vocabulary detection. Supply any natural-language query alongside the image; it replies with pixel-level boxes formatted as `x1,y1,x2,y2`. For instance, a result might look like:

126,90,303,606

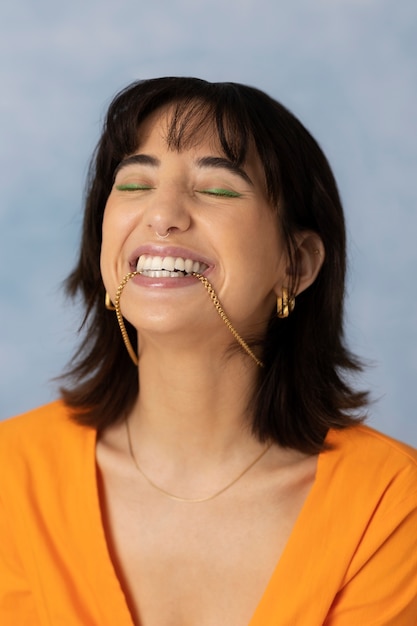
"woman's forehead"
135,103,227,153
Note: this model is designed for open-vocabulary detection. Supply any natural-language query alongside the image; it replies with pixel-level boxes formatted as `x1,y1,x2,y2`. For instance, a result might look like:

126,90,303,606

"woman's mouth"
136,254,208,278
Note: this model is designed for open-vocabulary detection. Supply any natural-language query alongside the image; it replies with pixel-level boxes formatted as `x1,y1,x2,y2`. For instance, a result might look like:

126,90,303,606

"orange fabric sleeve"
0,403,134,625
324,494,417,624
249,426,417,626
0,492,40,623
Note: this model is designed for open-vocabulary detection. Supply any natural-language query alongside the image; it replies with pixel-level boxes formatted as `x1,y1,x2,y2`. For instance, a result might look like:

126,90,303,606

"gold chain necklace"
125,418,272,503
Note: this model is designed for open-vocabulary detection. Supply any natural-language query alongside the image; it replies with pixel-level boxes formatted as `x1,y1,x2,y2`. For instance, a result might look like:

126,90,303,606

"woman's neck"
128,341,261,466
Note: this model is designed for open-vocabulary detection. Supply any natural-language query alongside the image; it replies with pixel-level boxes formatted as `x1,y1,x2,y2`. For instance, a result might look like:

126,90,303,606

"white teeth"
142,270,186,278
163,256,175,271
137,256,146,271
174,257,185,271
135,254,208,276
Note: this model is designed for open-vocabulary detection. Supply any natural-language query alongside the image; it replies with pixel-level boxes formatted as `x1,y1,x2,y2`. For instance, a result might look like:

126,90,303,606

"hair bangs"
105,79,255,175
163,97,251,167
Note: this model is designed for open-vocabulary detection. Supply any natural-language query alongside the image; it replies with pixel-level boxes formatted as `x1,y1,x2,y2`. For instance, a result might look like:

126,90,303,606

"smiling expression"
100,106,289,340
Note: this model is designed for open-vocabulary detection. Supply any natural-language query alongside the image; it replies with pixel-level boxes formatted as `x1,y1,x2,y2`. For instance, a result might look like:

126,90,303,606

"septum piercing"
155,229,170,239
113,271,264,368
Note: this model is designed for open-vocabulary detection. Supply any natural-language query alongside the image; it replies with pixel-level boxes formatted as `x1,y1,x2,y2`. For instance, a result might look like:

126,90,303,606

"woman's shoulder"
0,400,95,466
328,422,417,465
324,423,417,505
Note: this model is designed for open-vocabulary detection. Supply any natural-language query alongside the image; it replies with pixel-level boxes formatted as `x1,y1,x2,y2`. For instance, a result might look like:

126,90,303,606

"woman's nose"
146,189,192,238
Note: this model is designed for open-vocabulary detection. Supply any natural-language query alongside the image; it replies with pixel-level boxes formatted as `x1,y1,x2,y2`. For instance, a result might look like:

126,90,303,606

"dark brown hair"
61,77,367,453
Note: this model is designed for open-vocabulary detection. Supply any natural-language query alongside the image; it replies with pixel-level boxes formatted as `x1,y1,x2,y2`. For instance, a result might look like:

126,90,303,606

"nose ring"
155,228,171,239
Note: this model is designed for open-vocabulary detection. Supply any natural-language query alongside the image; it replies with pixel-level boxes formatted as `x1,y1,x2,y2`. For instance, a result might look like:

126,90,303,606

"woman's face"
100,108,289,345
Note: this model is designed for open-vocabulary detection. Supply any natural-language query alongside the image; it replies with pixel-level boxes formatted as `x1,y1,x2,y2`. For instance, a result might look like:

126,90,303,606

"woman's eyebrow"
196,156,253,186
114,154,160,177
114,154,253,186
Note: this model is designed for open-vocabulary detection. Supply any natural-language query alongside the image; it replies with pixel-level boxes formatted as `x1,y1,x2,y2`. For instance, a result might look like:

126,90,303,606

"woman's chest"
98,464,316,626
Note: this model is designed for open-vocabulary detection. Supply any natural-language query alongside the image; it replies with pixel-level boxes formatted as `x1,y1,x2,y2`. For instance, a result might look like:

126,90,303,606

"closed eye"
115,183,154,191
197,188,242,198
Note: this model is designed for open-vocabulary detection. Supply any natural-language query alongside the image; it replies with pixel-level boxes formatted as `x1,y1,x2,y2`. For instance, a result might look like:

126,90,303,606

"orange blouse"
1,401,417,625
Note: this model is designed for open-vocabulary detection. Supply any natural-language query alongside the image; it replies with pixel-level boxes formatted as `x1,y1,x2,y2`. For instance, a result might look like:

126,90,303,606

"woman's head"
62,77,367,451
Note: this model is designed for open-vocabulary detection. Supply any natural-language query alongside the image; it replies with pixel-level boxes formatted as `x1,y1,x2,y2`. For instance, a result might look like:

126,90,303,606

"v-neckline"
85,428,136,625
247,437,332,625
88,426,335,626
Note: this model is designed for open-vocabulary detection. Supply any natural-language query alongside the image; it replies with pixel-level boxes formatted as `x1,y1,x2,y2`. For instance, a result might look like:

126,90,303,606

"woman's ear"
282,231,325,296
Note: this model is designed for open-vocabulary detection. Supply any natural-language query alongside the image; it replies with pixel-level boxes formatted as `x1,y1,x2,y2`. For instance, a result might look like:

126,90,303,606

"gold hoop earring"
277,288,295,318
105,292,116,311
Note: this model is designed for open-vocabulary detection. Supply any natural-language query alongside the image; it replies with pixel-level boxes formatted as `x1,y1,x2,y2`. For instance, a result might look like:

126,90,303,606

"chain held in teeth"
114,272,140,366
113,271,264,368
192,273,264,368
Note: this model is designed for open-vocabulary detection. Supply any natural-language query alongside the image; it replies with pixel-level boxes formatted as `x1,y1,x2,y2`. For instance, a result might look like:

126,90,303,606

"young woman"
1,77,416,625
